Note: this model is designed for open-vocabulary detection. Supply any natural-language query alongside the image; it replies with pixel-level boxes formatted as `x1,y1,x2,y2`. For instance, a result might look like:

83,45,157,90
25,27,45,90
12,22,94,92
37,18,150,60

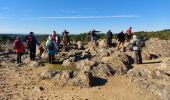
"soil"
0,57,162,100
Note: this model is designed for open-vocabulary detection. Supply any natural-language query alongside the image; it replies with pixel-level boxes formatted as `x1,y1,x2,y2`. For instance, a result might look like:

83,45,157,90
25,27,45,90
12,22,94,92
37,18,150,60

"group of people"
13,30,70,65
104,27,142,64
13,27,143,66
115,27,143,64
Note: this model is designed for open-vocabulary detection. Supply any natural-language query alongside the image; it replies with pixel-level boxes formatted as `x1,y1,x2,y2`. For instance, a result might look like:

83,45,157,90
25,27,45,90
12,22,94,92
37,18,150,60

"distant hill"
0,29,170,42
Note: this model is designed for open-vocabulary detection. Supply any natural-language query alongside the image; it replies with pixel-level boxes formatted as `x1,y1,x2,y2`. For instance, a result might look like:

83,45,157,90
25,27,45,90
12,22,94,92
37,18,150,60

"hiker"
87,31,91,42
126,27,133,42
106,30,113,47
56,33,61,50
91,29,99,45
62,30,70,50
51,31,60,51
46,35,57,64
13,36,25,64
130,35,142,64
38,44,45,59
116,31,126,50
26,32,40,61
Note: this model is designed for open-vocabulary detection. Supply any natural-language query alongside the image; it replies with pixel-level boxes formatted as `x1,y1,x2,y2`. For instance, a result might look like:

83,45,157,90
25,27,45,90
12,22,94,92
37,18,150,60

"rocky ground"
0,38,170,100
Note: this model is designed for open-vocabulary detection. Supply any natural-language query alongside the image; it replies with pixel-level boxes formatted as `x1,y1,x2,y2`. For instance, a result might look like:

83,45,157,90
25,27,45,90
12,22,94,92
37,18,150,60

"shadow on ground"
91,77,108,87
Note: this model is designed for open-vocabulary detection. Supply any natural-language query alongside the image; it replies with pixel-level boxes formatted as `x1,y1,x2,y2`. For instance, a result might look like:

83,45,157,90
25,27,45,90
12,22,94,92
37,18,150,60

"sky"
0,0,169,34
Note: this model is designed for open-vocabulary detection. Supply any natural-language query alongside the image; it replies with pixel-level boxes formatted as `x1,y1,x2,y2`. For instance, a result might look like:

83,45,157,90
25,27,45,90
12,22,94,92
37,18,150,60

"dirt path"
0,59,162,100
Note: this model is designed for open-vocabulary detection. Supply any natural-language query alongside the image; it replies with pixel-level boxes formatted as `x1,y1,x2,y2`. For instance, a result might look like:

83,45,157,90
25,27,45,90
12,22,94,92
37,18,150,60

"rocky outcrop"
127,63,170,100
77,41,84,50
41,70,92,87
145,38,170,57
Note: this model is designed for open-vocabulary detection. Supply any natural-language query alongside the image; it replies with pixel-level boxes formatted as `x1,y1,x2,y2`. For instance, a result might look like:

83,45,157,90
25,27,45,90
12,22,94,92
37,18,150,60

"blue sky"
0,0,169,34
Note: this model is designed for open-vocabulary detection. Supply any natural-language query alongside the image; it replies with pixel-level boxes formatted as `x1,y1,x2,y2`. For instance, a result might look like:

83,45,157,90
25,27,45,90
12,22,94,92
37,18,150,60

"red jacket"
126,28,132,35
13,40,25,53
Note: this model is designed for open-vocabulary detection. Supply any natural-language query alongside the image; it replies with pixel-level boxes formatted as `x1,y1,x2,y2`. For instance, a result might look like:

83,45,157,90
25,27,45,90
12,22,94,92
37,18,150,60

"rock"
70,71,91,87
127,65,170,100
62,58,75,67
91,63,114,78
53,71,71,84
68,51,76,57
142,48,158,60
110,52,131,65
41,51,48,59
99,51,110,57
76,59,98,71
127,66,170,81
156,59,170,75
28,61,40,67
145,38,170,57
34,86,45,92
77,41,84,50
98,40,107,48
40,70,59,79
109,60,128,75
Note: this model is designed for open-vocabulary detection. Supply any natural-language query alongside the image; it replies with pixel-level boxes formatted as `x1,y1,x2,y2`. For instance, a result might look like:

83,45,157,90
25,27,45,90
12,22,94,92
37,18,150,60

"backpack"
27,35,33,45
47,40,55,50
13,41,21,49
132,39,141,51
139,37,145,47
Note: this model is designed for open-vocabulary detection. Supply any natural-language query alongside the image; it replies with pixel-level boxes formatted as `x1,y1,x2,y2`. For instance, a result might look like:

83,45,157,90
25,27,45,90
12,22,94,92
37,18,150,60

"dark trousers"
134,50,142,64
29,47,36,61
17,52,22,64
48,54,54,64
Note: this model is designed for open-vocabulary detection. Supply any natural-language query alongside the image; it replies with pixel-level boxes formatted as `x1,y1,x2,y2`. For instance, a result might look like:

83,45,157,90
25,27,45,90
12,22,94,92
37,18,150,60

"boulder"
53,71,71,84
110,51,131,64
70,71,91,87
98,39,107,48
127,65,170,100
156,59,170,75
49,70,92,87
127,66,170,81
76,59,98,71
62,58,75,67
40,70,59,79
91,63,114,78
145,38,170,57
77,41,84,50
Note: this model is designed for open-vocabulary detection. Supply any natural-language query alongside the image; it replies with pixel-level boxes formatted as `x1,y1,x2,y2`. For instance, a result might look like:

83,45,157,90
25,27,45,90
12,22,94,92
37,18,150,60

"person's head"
52,31,57,36
30,32,34,35
108,30,111,32
130,27,132,29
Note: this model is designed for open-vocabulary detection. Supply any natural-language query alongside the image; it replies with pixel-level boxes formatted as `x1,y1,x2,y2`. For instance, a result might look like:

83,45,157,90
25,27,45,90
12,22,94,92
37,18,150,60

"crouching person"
46,35,56,64
131,35,142,64
13,36,25,65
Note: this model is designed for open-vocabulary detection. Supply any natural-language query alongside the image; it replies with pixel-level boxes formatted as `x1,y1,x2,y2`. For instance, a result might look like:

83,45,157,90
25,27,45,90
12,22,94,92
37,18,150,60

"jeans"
134,50,142,64
17,52,22,64
48,54,54,64
29,47,36,61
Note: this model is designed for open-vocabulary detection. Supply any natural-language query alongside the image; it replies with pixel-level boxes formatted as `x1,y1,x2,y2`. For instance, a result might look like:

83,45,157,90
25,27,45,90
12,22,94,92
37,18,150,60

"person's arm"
33,36,40,45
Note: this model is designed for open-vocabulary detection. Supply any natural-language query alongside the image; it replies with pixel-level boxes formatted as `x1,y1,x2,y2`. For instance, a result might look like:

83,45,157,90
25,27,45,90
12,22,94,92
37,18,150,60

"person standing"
130,35,142,64
126,27,133,42
106,30,113,47
62,30,70,50
46,35,56,64
13,36,25,64
26,32,40,61
116,31,126,50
